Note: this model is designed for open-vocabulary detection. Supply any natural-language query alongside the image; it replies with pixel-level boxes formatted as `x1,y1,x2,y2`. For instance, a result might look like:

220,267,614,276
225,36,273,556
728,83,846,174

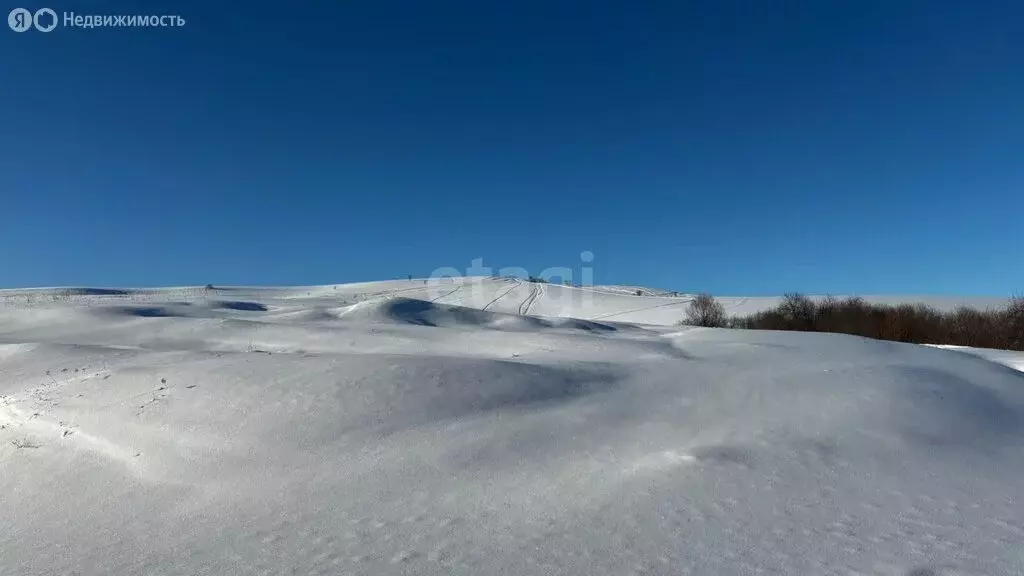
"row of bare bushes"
683,292,1024,351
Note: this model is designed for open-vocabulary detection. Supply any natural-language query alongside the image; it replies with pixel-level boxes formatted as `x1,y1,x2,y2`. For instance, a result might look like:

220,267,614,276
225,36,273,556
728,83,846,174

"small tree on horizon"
778,293,816,330
684,293,727,327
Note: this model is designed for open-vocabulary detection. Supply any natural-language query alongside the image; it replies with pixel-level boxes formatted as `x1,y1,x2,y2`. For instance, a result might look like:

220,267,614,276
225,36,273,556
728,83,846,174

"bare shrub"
908,303,944,343
945,306,995,348
813,295,840,332
879,303,944,343
1001,296,1024,350
778,293,816,330
683,293,727,327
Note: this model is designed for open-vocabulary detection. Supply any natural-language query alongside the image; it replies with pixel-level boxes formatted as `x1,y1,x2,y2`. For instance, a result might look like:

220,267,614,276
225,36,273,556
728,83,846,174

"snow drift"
1,279,1023,575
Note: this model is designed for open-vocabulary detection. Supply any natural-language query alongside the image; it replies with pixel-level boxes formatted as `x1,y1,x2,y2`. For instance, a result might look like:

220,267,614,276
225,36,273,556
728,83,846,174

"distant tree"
946,306,996,348
812,295,840,332
778,293,816,330
683,293,727,327
1002,296,1024,350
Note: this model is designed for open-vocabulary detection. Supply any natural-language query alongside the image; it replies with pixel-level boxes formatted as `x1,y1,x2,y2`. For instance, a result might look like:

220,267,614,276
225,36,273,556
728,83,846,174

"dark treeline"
684,293,1024,352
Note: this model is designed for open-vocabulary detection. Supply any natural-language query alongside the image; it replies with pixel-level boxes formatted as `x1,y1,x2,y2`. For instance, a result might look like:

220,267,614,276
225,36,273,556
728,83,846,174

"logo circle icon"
33,8,57,32
8,7,32,32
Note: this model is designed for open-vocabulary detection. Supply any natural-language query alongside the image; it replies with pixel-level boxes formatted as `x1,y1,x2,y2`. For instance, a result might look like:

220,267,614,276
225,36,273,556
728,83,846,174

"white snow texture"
1,278,1022,575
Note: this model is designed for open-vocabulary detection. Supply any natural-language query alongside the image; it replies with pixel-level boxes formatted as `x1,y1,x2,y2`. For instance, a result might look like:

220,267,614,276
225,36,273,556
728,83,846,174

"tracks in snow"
0,401,144,477
430,284,462,303
518,282,544,316
482,280,521,311
479,279,541,315
589,297,693,320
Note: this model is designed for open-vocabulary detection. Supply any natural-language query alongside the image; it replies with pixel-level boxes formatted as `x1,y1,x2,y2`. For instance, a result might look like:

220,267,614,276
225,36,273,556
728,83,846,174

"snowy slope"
0,278,1008,327
1,281,1023,575
926,345,1024,373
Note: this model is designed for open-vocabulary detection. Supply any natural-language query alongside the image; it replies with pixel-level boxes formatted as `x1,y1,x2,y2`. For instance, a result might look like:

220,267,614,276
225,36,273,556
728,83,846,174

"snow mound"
338,297,620,333
91,300,268,319
212,300,269,312
2,282,1024,575
56,287,134,296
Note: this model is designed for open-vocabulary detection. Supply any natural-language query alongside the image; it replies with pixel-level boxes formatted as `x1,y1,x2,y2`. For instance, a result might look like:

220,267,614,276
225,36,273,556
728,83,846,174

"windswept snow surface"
1,279,1023,575
925,345,1024,374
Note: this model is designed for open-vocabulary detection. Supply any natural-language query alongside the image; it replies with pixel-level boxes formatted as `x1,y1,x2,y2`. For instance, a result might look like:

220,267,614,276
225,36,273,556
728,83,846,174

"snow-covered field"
1,277,1022,575
925,345,1024,374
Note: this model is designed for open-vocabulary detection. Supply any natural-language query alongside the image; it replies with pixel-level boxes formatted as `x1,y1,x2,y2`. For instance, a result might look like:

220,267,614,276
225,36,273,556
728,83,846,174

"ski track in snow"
430,284,463,303
518,282,544,316
1,277,1023,576
589,296,695,320
481,279,521,311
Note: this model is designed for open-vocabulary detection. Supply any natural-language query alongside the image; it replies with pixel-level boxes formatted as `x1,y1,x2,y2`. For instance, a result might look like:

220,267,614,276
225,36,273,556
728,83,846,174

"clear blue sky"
2,1,1021,295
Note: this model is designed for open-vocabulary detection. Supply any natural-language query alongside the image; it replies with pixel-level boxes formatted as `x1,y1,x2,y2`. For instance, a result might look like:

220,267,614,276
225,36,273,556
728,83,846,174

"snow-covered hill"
1,279,1022,575
1,276,1008,327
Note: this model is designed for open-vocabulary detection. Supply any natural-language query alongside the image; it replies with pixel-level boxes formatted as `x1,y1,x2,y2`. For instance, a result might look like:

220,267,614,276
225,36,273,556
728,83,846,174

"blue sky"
2,0,1021,295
